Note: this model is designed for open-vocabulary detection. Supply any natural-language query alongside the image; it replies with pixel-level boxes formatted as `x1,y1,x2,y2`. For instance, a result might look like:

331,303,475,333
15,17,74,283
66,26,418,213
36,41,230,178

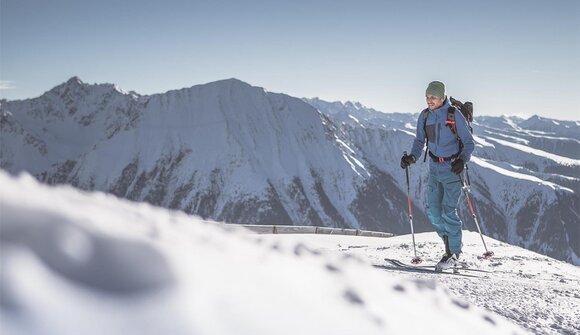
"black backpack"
449,96,474,134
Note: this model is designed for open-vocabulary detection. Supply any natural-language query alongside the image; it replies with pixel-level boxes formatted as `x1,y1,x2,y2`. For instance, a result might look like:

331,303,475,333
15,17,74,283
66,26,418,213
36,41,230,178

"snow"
471,156,573,193
473,135,496,148
504,117,521,130
481,130,530,145
484,136,579,167
518,130,579,142
348,114,362,125
0,170,548,335
335,137,356,154
2,77,578,270
398,128,416,136
1,78,373,229
261,233,580,335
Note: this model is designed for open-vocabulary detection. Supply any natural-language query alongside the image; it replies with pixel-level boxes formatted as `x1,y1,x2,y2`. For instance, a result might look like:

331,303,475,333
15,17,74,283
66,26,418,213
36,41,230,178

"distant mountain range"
1,77,578,264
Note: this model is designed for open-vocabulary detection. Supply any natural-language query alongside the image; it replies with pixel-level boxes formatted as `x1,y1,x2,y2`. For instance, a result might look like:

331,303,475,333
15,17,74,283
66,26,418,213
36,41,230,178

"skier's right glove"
400,154,416,169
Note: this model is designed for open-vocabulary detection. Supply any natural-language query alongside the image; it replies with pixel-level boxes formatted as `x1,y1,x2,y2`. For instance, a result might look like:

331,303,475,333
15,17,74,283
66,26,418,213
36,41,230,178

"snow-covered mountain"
0,77,427,233
1,78,578,265
5,170,577,335
305,98,580,265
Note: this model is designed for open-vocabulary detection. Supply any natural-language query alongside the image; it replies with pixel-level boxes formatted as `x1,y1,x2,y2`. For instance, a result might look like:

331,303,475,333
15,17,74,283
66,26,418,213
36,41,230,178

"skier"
400,81,475,270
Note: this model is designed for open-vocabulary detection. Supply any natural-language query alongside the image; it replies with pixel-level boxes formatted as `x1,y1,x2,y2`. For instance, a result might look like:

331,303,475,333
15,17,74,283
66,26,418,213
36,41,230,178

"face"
426,95,444,111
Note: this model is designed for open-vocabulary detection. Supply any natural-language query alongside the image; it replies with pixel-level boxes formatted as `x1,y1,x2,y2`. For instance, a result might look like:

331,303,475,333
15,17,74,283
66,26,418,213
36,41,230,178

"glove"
400,154,416,169
451,159,465,175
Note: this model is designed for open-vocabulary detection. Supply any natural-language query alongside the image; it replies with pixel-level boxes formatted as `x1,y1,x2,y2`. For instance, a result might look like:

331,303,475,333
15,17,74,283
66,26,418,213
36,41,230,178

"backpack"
448,96,474,134
421,97,474,162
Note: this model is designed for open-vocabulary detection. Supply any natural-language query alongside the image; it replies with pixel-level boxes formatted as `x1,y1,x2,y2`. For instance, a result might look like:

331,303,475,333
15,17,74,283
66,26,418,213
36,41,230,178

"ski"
413,263,491,274
382,258,485,278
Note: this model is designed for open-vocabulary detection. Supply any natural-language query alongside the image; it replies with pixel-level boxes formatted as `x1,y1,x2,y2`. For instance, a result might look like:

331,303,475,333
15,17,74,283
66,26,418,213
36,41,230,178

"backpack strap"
446,107,464,157
446,107,457,135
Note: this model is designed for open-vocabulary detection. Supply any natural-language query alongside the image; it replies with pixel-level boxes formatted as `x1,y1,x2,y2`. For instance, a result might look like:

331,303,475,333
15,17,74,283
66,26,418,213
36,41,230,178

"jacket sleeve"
454,110,475,162
410,112,426,160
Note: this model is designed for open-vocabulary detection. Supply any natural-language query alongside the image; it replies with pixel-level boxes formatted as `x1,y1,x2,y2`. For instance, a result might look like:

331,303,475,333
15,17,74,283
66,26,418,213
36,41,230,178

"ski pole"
459,175,494,259
404,151,422,264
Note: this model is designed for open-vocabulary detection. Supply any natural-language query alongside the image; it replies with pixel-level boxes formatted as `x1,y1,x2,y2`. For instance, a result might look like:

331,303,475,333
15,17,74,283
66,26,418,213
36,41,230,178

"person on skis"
400,81,475,270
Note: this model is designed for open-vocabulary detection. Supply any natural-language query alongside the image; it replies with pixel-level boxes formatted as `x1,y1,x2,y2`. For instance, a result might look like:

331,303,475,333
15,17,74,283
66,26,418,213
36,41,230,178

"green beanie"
426,81,446,99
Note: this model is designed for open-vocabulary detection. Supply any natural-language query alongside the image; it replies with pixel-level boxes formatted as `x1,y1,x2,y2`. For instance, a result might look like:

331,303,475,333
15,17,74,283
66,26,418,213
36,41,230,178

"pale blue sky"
1,0,579,120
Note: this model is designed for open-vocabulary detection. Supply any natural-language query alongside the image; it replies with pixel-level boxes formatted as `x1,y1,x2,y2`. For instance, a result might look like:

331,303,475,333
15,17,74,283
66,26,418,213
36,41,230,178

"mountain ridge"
1,77,578,264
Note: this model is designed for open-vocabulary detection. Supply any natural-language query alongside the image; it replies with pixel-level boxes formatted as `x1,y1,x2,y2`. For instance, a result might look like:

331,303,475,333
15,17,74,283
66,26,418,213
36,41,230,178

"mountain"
305,98,579,263
5,170,572,335
0,77,426,234
1,78,578,265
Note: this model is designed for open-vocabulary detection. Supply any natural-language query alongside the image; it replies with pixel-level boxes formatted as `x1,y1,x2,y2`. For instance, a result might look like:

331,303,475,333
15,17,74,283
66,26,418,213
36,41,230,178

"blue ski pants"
426,163,463,254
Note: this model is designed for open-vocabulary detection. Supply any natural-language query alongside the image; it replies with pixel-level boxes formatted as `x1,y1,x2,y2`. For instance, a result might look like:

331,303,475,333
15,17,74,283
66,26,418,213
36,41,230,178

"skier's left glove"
400,154,416,169
451,159,464,175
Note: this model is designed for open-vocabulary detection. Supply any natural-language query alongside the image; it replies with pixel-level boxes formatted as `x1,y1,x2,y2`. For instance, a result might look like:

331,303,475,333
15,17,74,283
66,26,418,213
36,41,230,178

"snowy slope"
1,78,374,230
0,171,540,335
1,78,578,266
261,232,580,335
304,98,579,265
0,77,144,174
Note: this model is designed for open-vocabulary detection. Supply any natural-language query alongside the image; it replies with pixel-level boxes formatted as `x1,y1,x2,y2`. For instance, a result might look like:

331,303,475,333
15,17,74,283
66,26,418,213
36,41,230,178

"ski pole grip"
403,151,410,187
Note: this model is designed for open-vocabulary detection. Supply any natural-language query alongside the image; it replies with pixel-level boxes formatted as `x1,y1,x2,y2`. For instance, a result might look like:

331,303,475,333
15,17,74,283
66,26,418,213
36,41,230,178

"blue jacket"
410,98,474,164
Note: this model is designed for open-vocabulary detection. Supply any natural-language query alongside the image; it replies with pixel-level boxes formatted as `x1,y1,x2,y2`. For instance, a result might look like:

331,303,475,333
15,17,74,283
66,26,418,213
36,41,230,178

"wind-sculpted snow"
0,171,529,335
0,78,578,266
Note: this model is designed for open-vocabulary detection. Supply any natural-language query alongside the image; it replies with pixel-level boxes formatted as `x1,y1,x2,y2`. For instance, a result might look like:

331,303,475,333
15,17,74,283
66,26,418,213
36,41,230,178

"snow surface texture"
0,171,535,335
261,232,580,335
1,78,578,265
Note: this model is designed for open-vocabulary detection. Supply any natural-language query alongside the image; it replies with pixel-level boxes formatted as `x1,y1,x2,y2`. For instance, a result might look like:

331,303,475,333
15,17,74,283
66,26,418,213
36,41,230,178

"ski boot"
435,253,459,272
435,235,459,273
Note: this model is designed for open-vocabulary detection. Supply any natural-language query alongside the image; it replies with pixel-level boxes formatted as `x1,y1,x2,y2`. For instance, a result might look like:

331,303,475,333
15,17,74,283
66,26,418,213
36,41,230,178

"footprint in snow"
2,220,175,295
343,288,365,305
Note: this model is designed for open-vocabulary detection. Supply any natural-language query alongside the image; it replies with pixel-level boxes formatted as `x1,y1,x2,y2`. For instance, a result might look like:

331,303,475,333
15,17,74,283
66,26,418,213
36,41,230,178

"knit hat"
426,81,446,99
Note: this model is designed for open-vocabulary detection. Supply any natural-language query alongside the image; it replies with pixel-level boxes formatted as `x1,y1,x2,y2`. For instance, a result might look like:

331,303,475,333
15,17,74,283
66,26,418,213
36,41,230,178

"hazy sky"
1,0,579,120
